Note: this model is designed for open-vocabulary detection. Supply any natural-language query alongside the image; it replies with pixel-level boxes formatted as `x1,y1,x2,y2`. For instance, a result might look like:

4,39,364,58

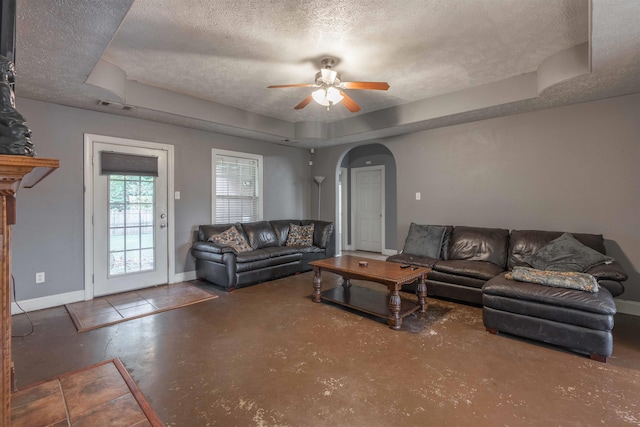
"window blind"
100,151,159,177
214,154,260,223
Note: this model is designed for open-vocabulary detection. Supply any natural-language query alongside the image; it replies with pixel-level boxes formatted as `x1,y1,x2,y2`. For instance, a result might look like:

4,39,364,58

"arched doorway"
336,143,397,256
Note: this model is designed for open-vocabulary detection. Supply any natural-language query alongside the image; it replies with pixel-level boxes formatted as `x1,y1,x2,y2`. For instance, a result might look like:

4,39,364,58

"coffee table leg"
312,266,322,303
342,277,351,288
417,274,427,313
387,289,402,330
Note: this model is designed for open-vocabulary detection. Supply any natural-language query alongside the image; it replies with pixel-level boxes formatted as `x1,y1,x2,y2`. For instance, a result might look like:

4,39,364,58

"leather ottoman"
482,273,617,362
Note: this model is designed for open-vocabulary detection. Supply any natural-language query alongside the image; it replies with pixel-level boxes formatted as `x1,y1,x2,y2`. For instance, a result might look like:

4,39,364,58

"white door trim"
350,165,385,253
83,134,176,301
339,167,348,253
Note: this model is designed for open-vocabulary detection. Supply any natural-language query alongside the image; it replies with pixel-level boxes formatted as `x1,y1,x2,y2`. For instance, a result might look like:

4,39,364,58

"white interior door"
92,142,169,296
352,167,384,252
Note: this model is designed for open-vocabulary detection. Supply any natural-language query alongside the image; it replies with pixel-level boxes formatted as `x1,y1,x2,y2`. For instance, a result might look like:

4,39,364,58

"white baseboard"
11,273,198,315
615,299,640,317
171,271,197,283
11,290,85,315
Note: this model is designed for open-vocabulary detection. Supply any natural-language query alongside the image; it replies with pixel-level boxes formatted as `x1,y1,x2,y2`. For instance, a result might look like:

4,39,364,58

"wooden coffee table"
309,256,430,330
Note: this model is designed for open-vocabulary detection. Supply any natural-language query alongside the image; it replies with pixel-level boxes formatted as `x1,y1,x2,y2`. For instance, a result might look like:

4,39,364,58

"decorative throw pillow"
402,223,446,259
286,223,314,247
523,232,614,272
208,226,252,253
506,266,599,293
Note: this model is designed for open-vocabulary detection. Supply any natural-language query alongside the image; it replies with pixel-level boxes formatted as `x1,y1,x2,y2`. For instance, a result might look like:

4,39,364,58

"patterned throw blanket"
505,266,599,293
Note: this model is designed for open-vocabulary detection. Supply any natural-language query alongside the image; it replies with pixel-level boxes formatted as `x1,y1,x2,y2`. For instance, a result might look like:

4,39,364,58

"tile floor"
65,282,217,332
11,359,161,426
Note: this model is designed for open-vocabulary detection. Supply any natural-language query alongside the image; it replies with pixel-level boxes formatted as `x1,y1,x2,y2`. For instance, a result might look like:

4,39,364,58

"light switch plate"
416,192,421,200
175,191,181,200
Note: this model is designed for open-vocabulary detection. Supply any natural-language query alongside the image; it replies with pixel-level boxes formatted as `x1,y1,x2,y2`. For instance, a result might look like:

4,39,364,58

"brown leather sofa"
388,226,628,361
191,220,335,291
388,226,511,305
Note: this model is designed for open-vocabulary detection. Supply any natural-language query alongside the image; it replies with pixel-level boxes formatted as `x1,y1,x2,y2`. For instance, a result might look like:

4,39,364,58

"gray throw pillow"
523,232,614,272
402,223,446,259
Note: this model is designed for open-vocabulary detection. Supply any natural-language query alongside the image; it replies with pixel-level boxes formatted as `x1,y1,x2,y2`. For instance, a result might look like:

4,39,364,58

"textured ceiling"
14,0,640,148
103,0,586,122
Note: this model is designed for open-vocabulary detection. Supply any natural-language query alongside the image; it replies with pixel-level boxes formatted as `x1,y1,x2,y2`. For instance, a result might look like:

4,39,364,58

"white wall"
11,98,311,302
313,93,640,302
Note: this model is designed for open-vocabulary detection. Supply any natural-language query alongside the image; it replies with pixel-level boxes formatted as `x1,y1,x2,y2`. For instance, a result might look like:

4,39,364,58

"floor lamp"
313,176,325,220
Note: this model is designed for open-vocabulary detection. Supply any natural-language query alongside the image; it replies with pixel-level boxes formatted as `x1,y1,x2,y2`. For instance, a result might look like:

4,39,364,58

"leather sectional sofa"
191,219,335,291
387,225,628,361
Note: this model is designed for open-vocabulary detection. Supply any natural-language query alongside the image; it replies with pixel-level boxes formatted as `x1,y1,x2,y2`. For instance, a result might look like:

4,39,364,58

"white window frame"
211,148,264,224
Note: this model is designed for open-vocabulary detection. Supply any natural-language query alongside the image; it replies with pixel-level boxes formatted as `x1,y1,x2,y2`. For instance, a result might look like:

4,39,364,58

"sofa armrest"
586,261,628,282
192,241,236,254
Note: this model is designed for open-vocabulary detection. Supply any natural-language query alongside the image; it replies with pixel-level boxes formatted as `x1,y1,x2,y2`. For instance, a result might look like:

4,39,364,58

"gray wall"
313,93,640,302
339,144,397,251
12,98,311,301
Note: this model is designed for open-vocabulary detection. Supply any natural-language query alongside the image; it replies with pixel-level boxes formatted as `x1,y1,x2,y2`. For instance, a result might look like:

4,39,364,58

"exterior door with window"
92,142,169,296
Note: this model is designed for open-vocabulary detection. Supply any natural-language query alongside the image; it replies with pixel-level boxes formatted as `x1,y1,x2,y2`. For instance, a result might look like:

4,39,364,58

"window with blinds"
212,149,263,224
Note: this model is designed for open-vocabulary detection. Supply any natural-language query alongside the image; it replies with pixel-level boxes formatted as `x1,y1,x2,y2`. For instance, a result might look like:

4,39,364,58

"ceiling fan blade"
294,94,314,110
339,91,361,113
268,84,316,89
341,81,390,90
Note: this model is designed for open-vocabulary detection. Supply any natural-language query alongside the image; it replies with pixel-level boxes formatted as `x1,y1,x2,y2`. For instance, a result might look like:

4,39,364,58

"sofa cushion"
482,294,614,331
483,273,616,315
270,220,301,246
433,259,505,281
447,226,509,268
508,230,608,269
507,266,599,293
263,246,302,257
402,223,446,259
301,220,334,248
427,270,487,289
586,261,628,282
242,221,280,250
208,226,252,253
199,223,242,241
286,223,314,247
236,252,302,272
523,233,614,273
386,253,439,268
597,280,625,298
235,248,272,263
440,226,454,260
191,241,235,254
295,245,325,254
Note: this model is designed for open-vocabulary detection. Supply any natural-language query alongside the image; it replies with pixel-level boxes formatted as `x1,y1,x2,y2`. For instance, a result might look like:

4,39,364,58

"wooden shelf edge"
0,155,60,189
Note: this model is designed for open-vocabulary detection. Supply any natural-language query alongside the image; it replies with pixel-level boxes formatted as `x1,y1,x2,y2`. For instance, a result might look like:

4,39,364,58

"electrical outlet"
35,272,45,284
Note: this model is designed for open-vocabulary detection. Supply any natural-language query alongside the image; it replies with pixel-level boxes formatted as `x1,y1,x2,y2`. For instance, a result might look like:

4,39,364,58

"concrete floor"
11,272,640,426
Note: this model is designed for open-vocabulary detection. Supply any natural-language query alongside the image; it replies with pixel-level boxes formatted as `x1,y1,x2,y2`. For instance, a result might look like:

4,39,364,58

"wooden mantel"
0,154,59,426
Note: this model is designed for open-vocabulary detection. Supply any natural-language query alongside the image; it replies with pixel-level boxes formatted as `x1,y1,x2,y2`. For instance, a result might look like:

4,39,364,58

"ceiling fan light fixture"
321,68,338,84
312,86,343,107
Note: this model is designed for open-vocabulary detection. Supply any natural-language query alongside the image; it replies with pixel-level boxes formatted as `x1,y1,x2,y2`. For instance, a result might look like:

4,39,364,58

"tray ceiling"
15,0,640,147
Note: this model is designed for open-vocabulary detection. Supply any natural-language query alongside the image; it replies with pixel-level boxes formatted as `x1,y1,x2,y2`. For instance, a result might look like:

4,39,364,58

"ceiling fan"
267,57,390,112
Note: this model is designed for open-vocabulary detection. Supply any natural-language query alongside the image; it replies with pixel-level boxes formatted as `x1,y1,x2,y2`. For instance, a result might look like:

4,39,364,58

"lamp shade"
313,176,326,185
